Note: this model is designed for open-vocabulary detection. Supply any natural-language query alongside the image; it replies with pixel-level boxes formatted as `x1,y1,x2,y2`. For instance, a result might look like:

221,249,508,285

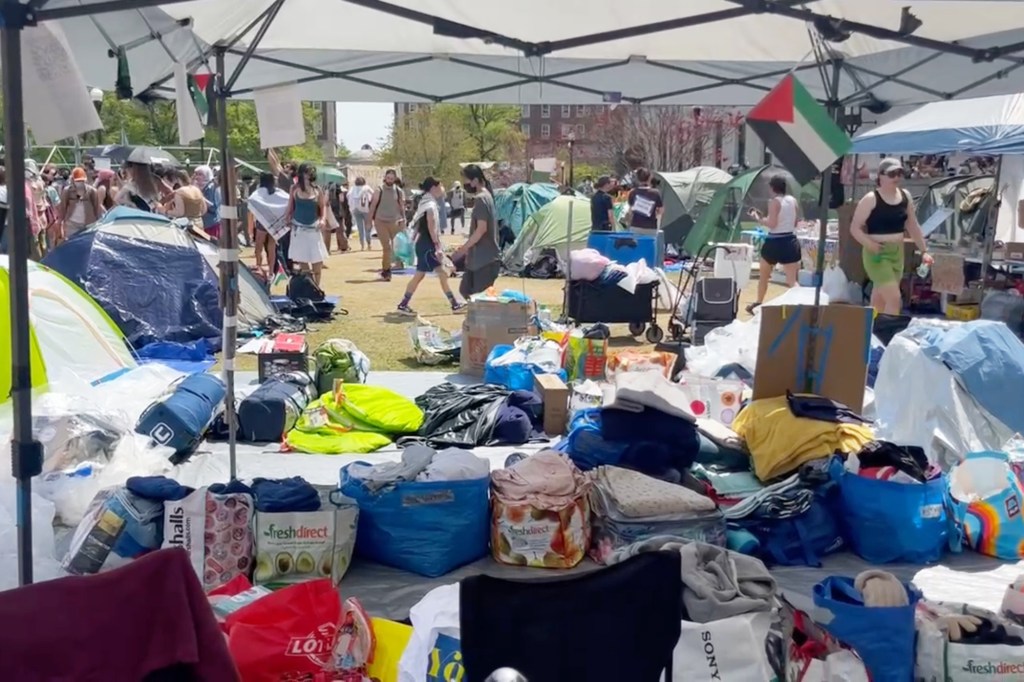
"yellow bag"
367,618,413,682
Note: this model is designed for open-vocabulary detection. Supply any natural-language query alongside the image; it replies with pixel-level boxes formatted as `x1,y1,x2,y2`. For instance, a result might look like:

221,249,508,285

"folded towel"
603,371,696,423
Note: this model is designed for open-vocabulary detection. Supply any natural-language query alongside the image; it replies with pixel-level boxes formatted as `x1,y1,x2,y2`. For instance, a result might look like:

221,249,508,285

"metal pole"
561,200,575,320
2,1,44,586
568,140,575,188
214,47,239,480
981,156,1003,279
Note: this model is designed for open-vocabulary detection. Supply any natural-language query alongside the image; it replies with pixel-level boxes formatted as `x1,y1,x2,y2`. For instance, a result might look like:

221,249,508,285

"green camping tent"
655,166,734,248
494,182,562,235
502,195,593,273
682,165,820,256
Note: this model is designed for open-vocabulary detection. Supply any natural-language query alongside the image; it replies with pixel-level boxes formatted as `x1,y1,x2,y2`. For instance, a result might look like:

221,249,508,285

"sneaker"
451,301,467,313
380,270,392,282
396,303,416,316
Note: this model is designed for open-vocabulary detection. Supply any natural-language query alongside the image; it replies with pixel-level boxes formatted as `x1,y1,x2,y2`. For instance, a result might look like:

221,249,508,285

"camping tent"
42,209,274,348
682,166,813,255
655,167,734,246
494,183,562,235
0,256,136,400
915,174,996,246
503,195,593,273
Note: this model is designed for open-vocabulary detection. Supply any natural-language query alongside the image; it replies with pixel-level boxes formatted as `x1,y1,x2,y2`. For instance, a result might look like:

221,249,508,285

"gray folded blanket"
606,536,776,623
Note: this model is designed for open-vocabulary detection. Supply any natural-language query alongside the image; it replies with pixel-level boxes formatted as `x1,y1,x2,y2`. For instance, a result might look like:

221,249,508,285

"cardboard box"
753,304,873,412
534,373,569,436
459,300,537,376
1005,242,1024,262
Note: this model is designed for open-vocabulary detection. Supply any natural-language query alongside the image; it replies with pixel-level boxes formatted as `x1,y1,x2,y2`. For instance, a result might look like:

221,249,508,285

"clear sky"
335,102,394,152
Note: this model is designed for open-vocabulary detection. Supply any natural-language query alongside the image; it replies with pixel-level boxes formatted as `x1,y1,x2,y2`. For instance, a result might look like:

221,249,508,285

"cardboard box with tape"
460,299,538,377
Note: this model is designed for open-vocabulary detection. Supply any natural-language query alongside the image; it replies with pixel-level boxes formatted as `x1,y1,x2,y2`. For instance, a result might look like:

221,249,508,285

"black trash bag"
415,383,511,448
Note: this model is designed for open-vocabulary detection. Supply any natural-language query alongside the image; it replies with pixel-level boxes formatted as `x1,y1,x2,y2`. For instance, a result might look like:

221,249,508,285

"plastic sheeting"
43,225,222,348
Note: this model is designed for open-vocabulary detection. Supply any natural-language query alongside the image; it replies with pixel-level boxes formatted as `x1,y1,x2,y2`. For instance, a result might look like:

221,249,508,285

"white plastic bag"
398,583,463,682
672,612,773,681
821,265,850,303
795,650,870,681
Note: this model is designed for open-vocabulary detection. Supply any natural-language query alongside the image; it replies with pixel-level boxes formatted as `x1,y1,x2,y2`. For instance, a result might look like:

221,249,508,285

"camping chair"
459,552,682,682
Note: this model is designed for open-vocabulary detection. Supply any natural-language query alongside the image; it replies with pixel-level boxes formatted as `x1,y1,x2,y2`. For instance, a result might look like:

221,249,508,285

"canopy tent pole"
561,200,575,321
2,0,43,587
981,156,1004,281
214,47,240,480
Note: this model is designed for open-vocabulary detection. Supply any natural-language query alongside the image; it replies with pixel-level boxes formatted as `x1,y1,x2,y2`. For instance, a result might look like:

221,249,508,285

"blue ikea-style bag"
339,463,490,577
813,576,920,682
831,457,948,564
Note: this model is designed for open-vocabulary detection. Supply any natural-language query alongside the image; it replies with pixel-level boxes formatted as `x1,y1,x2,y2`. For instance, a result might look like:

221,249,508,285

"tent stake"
214,47,240,481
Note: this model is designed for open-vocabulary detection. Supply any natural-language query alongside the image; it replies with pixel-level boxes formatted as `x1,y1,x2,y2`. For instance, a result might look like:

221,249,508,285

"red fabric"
0,548,238,682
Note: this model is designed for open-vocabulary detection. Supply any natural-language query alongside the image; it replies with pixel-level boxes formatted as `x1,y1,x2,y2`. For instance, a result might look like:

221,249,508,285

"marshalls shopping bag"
947,450,1024,560
672,612,774,681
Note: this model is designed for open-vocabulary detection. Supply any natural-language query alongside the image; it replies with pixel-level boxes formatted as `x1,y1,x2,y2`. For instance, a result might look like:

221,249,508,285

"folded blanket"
590,466,715,518
603,371,696,423
491,450,589,510
605,538,776,623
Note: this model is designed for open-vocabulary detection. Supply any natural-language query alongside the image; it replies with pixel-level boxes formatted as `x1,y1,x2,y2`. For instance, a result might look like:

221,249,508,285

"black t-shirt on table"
628,187,663,230
590,190,614,230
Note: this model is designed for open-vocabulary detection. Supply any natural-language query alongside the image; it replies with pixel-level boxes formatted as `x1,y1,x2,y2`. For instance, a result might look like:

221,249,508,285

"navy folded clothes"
250,476,321,512
126,476,194,502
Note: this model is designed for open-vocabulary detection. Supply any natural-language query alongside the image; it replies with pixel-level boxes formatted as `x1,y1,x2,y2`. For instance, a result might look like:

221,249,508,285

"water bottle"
916,261,930,279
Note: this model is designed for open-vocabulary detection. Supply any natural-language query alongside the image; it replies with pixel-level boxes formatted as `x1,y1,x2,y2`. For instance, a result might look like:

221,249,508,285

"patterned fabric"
589,465,715,519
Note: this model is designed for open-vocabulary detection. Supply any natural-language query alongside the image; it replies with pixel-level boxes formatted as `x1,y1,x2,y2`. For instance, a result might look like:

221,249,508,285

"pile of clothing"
346,445,490,489
846,440,941,483
490,451,591,568
588,465,724,564
732,392,874,481
415,383,543,448
569,248,660,293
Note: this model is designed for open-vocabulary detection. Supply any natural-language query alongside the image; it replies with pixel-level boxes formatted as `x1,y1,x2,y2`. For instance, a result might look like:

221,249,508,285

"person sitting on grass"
397,177,466,316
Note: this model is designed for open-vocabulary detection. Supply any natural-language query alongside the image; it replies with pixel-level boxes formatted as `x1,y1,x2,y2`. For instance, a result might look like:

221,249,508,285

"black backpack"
286,272,325,303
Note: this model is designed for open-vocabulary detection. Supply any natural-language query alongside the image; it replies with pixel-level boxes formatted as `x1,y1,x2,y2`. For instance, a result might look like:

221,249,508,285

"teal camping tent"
494,182,562,235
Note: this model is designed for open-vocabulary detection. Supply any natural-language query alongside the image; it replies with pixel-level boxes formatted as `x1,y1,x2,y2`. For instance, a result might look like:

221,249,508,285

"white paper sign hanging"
253,82,305,150
21,22,103,145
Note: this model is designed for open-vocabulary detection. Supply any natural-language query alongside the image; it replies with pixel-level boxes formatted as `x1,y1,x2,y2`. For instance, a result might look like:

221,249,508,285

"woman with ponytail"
453,164,500,297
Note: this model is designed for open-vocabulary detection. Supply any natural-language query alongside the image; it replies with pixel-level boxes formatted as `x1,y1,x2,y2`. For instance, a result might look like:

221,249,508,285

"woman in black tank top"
850,158,932,315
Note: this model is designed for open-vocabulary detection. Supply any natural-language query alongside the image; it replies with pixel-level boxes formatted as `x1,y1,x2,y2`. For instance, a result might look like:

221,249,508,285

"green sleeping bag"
332,383,424,434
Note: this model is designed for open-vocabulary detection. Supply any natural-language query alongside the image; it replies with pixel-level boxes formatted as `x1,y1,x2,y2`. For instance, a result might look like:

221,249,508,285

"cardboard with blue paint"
752,304,873,411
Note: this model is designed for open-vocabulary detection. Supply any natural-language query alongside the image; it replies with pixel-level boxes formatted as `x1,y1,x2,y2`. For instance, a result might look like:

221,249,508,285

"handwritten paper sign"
930,252,965,295
253,82,305,149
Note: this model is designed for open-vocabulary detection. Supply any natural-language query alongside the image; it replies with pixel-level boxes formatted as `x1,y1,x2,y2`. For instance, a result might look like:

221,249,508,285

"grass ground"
236,232,784,371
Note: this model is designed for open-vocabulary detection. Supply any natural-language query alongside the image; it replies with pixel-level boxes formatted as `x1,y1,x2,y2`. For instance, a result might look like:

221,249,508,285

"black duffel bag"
238,372,317,443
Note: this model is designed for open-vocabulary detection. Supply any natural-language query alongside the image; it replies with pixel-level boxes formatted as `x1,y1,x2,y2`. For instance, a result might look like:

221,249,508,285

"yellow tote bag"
368,618,413,682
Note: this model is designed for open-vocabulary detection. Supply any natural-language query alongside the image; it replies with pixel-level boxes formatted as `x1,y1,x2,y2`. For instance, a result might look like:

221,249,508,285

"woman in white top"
747,174,801,313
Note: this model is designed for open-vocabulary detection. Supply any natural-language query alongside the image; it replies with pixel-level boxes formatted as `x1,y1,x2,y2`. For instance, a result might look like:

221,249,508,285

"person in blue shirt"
590,176,615,231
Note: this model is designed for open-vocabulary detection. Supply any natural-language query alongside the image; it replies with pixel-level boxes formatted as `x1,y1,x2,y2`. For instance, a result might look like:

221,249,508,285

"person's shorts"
760,233,802,266
415,237,442,273
460,261,501,298
862,241,905,285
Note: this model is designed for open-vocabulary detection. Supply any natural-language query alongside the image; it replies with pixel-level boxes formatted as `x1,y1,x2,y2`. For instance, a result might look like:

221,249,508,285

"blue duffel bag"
135,373,226,460
339,463,490,577
831,458,948,564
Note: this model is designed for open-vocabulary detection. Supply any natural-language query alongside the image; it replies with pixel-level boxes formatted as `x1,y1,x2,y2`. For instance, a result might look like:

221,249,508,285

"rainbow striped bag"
947,450,1024,561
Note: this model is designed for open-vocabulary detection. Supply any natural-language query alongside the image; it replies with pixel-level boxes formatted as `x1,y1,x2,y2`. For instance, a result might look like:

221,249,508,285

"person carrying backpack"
368,168,405,281
349,176,372,251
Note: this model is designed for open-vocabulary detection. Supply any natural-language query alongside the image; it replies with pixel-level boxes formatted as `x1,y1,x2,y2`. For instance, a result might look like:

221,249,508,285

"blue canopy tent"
494,183,562,236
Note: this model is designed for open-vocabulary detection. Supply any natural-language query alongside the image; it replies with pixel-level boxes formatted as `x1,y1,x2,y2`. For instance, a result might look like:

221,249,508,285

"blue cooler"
587,232,657,266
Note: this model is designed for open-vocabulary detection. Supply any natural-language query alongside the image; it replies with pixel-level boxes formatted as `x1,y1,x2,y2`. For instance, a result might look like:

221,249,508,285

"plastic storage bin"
586,232,657,266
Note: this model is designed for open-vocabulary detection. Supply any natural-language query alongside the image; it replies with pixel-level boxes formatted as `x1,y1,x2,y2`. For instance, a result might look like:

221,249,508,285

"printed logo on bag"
286,622,337,668
263,523,330,540
149,422,174,445
920,504,943,519
962,659,1024,675
701,631,723,681
402,490,455,507
165,505,191,549
1007,495,1020,519
426,633,464,682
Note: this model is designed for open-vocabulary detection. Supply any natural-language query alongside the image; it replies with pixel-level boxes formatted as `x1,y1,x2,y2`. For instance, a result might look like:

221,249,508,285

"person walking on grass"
369,168,405,281
397,177,466,316
745,174,802,314
285,163,329,286
452,164,501,298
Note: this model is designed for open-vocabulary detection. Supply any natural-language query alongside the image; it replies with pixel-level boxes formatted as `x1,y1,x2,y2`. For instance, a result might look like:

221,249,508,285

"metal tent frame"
7,0,1024,587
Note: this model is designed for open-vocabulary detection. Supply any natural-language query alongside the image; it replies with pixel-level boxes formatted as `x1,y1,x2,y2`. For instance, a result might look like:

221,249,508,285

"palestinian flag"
188,72,212,124
746,75,851,186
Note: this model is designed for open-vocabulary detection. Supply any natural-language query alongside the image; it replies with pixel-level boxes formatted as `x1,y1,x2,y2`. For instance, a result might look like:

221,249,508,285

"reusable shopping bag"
831,458,948,564
366,618,413,682
397,584,464,682
946,450,1024,560
671,612,774,681
915,600,1024,682
779,596,869,682
226,578,341,682
340,464,490,577
813,575,920,682
564,335,608,382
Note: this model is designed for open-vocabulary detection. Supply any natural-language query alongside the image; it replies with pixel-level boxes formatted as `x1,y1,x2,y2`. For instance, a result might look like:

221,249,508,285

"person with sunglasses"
850,157,932,315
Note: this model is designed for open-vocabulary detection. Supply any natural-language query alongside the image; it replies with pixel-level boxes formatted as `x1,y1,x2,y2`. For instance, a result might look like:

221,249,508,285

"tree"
379,105,472,183
460,104,525,161
589,105,745,175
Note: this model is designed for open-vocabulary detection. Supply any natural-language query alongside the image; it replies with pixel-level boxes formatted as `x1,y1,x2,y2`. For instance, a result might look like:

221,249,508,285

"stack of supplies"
490,451,591,569
588,465,724,564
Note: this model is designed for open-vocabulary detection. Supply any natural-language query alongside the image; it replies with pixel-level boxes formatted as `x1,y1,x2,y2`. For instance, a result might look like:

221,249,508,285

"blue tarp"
914,320,1024,435
43,227,222,348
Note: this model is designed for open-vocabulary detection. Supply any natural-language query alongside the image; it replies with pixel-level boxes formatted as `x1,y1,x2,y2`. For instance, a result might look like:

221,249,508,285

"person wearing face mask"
396,177,466,316
453,164,500,298
850,157,932,315
368,168,406,281
285,162,329,285
58,167,103,240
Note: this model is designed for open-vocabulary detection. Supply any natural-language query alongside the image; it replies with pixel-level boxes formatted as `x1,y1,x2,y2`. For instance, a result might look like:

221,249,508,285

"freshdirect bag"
672,612,773,681
163,487,254,591
253,494,359,586
916,601,1024,682
226,578,340,682
947,450,1024,560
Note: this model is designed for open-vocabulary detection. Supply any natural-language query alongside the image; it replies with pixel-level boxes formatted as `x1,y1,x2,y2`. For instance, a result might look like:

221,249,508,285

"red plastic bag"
226,578,340,682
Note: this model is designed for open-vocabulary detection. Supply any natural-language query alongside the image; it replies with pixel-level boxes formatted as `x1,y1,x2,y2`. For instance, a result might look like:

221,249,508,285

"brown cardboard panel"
836,203,867,285
534,373,570,436
1006,241,1024,262
930,253,966,295
459,300,537,377
753,304,873,411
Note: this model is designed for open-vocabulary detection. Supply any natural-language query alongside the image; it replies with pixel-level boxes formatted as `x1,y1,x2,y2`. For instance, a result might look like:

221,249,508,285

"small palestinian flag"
746,75,851,186
188,72,212,124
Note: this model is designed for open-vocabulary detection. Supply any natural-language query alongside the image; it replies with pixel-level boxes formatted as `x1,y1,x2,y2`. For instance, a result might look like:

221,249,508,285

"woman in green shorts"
850,158,932,315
